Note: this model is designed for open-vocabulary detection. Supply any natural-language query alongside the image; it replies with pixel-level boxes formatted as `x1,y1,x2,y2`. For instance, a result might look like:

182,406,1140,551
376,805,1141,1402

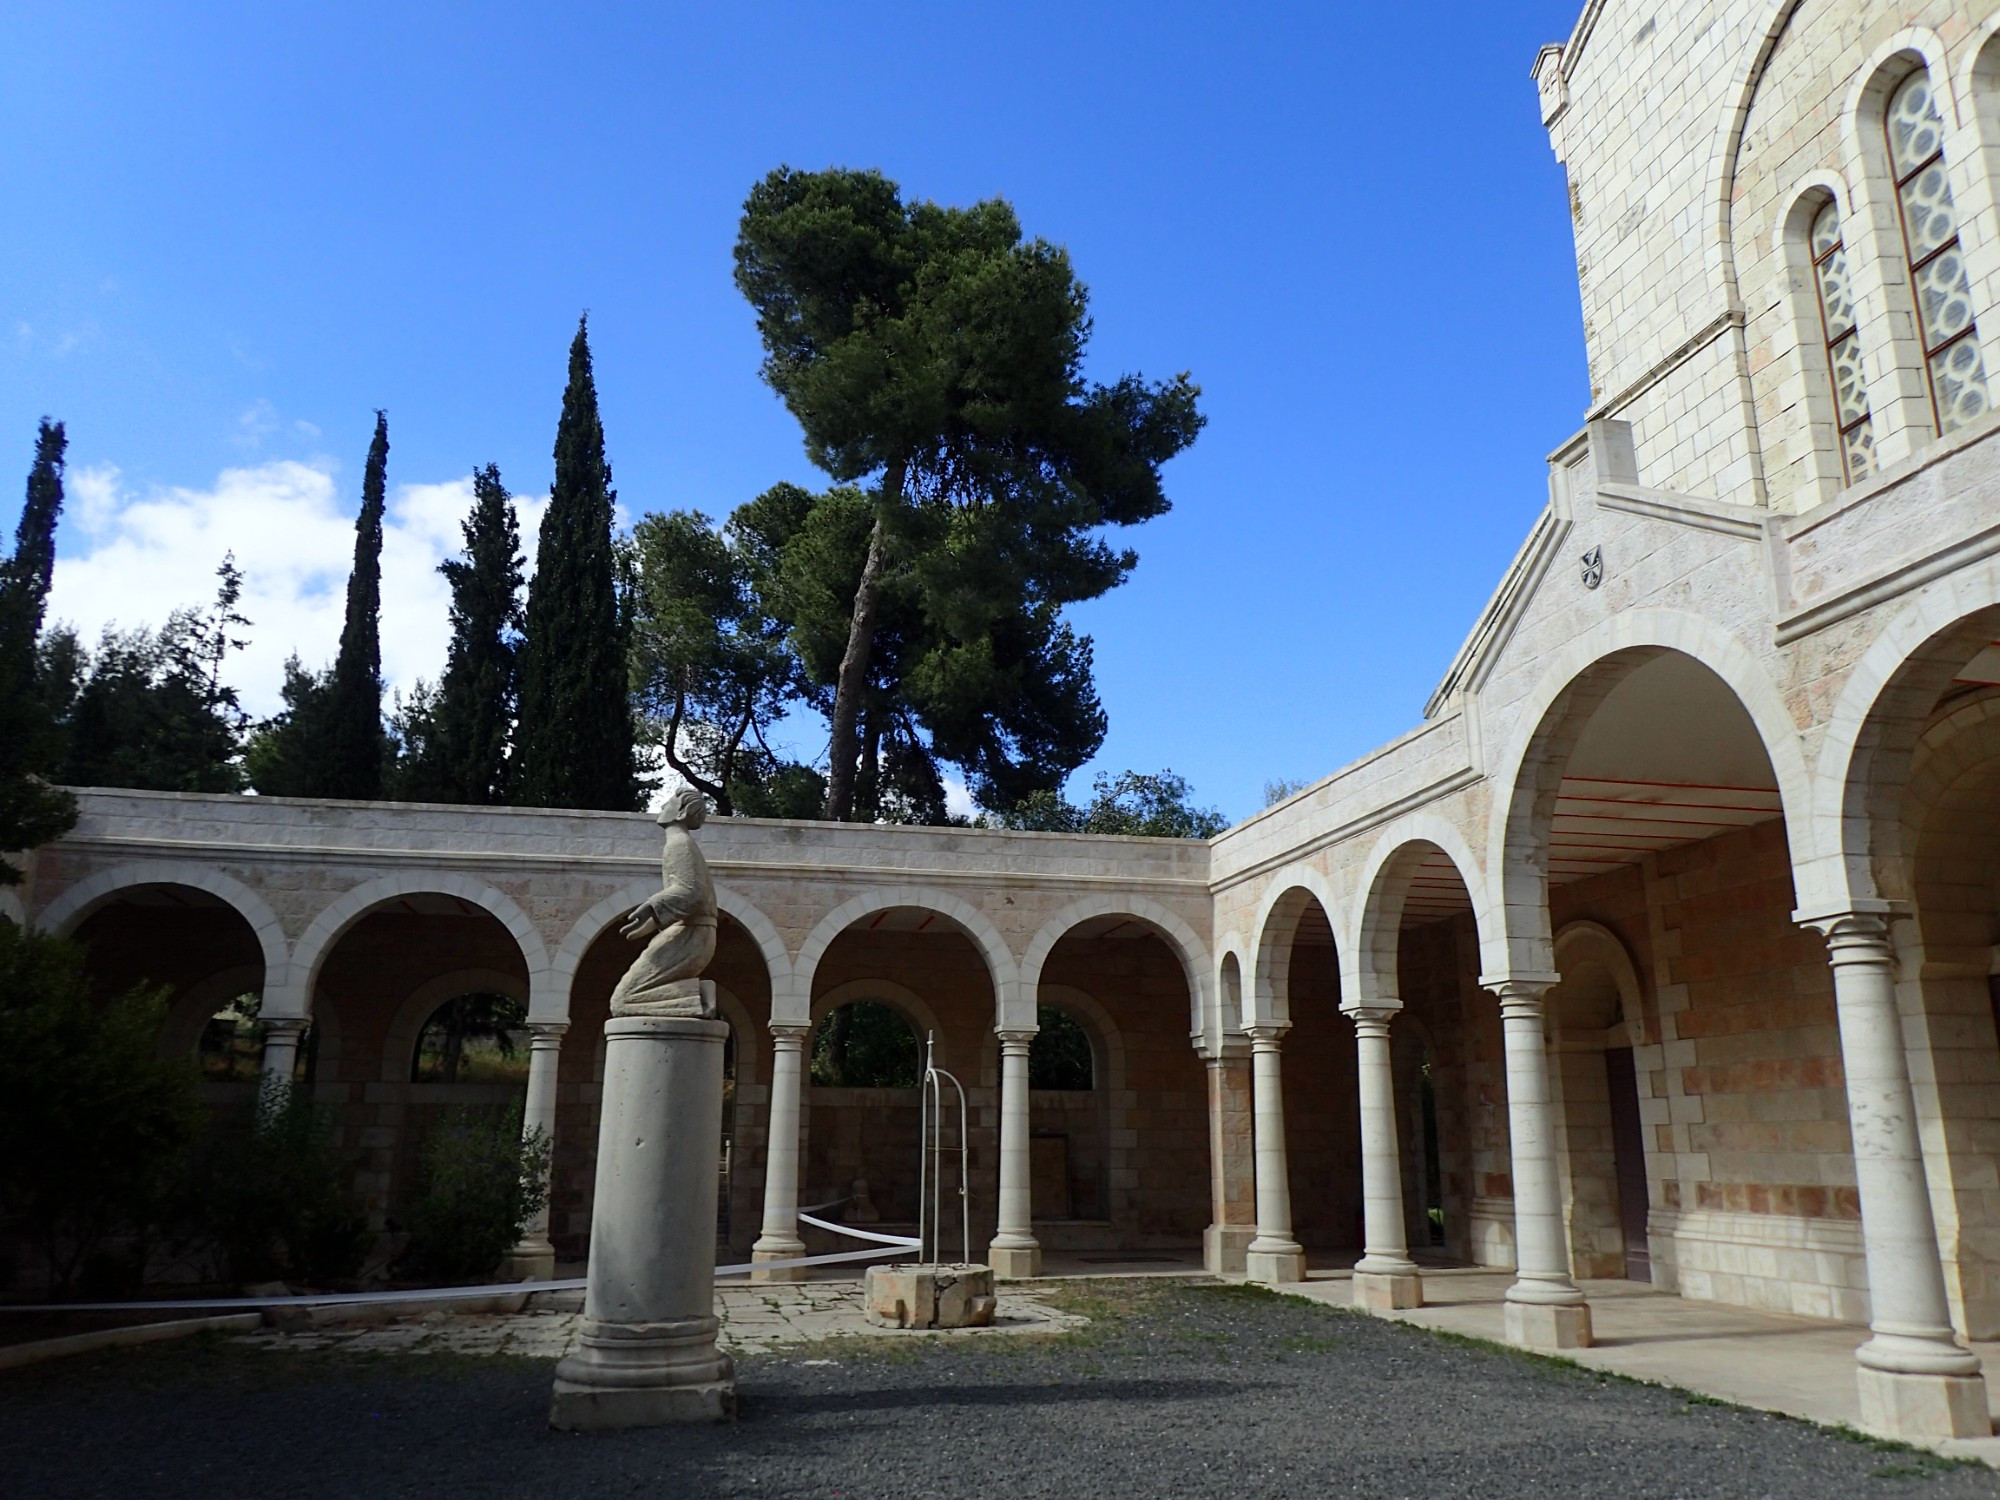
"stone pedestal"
988,1244,1041,1279
1245,1246,1307,1284
1505,1299,1593,1350
1353,1270,1423,1311
1204,1223,1255,1275
865,1264,996,1329
1857,1367,1993,1440
550,1009,736,1430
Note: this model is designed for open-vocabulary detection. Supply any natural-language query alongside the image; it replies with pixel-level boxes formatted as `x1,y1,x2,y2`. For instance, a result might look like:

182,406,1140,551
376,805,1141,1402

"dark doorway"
1604,1047,1650,1282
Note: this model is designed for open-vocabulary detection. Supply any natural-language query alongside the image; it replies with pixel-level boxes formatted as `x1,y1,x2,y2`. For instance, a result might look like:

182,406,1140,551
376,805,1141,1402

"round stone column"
751,1023,810,1282
550,1011,735,1428
989,1029,1041,1277
1489,977,1592,1349
1349,1007,1422,1310
1804,910,1989,1439
258,1016,307,1095
1244,1024,1306,1284
506,1021,567,1280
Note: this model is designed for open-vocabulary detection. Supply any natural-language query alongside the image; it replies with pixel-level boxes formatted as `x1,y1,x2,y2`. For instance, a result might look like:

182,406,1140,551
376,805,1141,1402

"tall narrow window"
1809,202,1876,482
1887,69,1991,432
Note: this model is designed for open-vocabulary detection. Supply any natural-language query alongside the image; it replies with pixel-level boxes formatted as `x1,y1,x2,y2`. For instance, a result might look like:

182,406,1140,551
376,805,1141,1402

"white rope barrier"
1,1211,923,1314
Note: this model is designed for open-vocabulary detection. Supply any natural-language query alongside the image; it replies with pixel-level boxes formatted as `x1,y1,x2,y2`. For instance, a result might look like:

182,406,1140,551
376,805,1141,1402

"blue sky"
1,1,1587,823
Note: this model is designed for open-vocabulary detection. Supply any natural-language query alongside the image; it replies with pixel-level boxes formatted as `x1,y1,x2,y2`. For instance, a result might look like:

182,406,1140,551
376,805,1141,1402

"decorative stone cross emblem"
1580,546,1603,590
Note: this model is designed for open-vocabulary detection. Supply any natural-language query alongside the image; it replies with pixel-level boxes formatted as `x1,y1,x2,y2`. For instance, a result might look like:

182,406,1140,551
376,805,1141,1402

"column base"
1505,1299,1592,1350
1353,1270,1423,1311
1204,1223,1255,1276
503,1241,556,1282
1245,1242,1307,1285
987,1241,1042,1279
550,1377,735,1429
549,1318,735,1430
1856,1366,1992,1441
750,1243,808,1283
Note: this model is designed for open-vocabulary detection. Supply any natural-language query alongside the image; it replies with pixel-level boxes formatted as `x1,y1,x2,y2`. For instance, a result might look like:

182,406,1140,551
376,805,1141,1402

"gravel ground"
3,1280,1997,1499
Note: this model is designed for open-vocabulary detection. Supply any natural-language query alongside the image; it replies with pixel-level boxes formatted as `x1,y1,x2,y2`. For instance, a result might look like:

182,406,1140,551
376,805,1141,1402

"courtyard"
7,1279,2000,1499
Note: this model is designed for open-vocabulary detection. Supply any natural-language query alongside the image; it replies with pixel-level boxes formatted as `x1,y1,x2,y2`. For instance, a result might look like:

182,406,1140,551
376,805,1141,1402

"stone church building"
15,0,2000,1441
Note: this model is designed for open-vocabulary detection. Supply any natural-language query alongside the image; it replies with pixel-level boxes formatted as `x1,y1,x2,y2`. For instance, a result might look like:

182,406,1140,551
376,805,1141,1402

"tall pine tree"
320,412,391,799
0,420,78,880
513,319,637,810
400,464,523,804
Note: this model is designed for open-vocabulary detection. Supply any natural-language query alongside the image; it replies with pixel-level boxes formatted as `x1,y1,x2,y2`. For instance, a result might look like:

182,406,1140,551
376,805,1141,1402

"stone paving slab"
228,1280,1083,1361
1288,1267,2000,1466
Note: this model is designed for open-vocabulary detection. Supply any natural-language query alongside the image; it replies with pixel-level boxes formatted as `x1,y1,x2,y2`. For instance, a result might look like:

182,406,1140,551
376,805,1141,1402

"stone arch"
1546,919,1654,1282
787,886,1019,1030
545,879,789,1026
1211,930,1249,1048
1246,864,1342,1029
1348,814,1487,1011
1710,0,1804,298
381,966,530,1084
35,860,289,986
278,873,549,1022
1550,920,1645,1034
1033,981,1130,1096
809,977,946,1059
1487,609,1811,979
1803,577,2000,915
1019,894,1212,1045
160,964,266,1065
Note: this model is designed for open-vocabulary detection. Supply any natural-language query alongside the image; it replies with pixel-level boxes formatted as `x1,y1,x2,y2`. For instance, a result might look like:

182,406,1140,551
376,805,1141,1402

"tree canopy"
396,464,523,804
513,317,639,812
733,167,1204,820
0,420,78,879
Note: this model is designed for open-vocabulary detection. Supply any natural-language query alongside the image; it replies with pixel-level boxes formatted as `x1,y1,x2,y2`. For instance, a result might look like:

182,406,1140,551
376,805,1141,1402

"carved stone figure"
608,786,718,1018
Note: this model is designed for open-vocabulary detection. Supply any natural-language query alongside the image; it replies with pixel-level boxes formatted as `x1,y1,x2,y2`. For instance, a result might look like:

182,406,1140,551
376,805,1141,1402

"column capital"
1480,973,1558,1020
262,1015,309,1039
1244,1022,1288,1048
527,1020,569,1043
1342,1004,1401,1034
996,1029,1036,1051
768,1022,812,1045
1207,1032,1252,1062
1794,905,1906,950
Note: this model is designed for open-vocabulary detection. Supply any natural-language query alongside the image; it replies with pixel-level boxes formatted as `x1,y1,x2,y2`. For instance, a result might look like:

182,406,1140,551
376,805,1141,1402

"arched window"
1808,201,1876,482
411,992,529,1084
1886,69,1990,433
197,994,314,1082
1029,1005,1094,1090
810,1000,920,1087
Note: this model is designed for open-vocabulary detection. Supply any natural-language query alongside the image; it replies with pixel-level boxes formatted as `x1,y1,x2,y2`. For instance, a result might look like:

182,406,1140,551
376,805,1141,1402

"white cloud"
46,460,551,720
234,399,280,449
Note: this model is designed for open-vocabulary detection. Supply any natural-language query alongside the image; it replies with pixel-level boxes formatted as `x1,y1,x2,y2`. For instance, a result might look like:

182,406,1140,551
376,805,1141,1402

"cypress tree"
320,412,391,799
0,420,78,879
513,318,637,810
403,464,523,803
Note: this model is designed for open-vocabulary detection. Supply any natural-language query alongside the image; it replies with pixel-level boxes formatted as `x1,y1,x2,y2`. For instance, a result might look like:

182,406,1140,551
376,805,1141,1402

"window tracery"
1808,201,1876,483
1886,70,1990,433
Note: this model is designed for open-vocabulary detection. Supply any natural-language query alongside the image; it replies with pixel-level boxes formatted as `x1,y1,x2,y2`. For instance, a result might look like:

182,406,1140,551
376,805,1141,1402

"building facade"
15,0,2000,1441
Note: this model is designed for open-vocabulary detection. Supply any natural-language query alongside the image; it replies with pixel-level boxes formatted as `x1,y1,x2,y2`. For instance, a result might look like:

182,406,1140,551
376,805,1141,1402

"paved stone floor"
6,1280,2000,1499
226,1280,1083,1361
1291,1266,2000,1466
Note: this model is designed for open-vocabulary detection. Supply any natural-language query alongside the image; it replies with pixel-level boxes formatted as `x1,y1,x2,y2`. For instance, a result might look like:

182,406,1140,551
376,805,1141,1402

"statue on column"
609,785,718,1019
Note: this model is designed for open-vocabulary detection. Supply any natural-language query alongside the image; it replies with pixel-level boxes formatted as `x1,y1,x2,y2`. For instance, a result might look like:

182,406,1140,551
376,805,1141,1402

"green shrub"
182,1082,371,1286
0,921,201,1293
399,1104,550,1283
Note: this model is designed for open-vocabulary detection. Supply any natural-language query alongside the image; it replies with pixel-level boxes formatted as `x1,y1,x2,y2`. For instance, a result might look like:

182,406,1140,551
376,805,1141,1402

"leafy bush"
181,1082,371,1286
399,1105,550,1283
0,920,201,1293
